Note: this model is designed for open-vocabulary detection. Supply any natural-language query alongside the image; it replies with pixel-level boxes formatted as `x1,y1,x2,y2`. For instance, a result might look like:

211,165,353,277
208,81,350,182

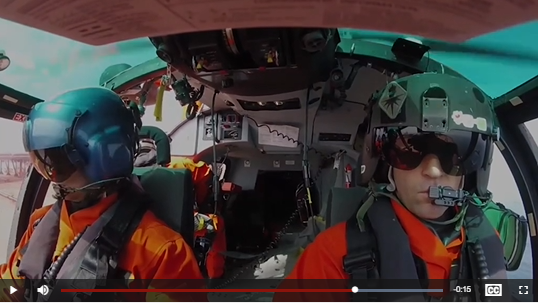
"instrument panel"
202,112,243,142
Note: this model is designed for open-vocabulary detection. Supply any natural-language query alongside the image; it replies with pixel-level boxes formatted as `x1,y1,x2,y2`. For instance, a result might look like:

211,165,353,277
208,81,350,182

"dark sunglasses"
375,128,485,176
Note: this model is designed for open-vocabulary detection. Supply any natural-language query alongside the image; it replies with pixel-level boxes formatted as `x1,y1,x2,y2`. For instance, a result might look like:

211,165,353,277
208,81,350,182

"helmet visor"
375,127,489,176
29,147,78,183
22,103,83,151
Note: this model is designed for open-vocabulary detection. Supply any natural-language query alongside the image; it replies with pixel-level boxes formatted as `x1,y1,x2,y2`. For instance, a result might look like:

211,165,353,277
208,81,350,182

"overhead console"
148,28,340,96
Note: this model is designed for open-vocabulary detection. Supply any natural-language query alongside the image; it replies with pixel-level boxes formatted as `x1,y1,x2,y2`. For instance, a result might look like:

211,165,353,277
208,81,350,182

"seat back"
325,187,369,227
133,167,195,247
295,186,369,252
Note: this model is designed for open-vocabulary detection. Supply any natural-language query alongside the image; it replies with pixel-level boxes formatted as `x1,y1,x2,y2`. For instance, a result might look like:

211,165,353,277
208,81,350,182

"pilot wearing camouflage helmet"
274,73,511,302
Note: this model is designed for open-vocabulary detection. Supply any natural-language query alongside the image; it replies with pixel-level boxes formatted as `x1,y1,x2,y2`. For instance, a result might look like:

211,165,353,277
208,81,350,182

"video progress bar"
61,288,444,293
352,286,443,293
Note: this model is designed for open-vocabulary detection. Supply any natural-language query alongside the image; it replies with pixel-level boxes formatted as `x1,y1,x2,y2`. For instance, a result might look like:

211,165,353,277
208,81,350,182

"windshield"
0,20,536,100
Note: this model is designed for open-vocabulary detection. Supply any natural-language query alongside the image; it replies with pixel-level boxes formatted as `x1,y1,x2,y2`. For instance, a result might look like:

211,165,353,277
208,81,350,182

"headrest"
326,187,369,227
139,138,157,150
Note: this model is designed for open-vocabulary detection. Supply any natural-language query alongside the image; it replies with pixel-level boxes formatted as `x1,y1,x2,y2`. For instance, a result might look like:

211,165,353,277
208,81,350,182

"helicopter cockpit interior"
0,1,536,302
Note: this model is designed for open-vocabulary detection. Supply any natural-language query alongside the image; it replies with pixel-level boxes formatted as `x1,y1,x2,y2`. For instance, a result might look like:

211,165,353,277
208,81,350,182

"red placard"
12,112,27,122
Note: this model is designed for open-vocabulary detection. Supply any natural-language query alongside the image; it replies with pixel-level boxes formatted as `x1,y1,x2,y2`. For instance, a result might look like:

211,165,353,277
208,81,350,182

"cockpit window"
0,119,30,261
338,26,538,98
488,119,537,281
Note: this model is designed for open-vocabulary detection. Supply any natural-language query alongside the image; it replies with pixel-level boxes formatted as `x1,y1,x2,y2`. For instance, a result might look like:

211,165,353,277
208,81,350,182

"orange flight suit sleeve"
273,223,350,302
0,206,52,302
122,237,208,302
145,238,208,302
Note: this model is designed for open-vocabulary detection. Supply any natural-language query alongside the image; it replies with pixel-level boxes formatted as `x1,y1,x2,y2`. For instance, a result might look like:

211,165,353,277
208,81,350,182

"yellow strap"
315,215,326,224
306,187,313,205
154,82,166,121
197,217,205,231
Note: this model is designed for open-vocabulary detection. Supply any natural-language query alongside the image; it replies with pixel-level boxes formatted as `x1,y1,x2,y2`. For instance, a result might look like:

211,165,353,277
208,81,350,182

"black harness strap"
343,216,378,302
43,191,149,302
463,205,510,302
20,200,62,302
343,195,508,302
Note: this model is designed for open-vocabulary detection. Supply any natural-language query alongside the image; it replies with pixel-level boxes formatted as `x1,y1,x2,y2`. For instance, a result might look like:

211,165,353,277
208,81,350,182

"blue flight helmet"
22,87,137,187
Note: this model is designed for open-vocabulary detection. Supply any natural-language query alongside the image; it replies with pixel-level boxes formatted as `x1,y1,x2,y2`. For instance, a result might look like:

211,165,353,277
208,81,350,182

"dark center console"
149,28,340,96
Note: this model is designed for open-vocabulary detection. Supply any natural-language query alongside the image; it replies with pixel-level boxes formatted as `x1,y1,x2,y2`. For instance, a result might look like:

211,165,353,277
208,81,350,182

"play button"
9,286,16,294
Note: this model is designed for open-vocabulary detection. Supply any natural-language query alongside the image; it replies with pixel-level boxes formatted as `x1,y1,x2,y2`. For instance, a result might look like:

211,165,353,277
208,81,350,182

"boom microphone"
428,186,466,207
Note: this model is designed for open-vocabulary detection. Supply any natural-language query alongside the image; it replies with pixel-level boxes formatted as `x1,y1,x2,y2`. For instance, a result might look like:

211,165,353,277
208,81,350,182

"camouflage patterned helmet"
358,73,499,196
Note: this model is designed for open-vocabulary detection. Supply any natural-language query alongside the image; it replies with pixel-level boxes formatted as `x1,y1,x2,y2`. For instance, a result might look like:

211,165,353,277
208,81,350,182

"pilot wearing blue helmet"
0,87,206,302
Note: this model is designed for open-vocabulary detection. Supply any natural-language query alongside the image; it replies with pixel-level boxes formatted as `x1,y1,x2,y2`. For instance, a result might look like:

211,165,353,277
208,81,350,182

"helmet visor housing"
22,102,85,183
360,73,498,184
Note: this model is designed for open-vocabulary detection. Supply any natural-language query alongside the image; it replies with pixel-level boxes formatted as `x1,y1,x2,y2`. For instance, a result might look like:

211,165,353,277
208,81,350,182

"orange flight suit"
0,194,207,302
274,200,465,302
195,213,227,279
169,157,212,206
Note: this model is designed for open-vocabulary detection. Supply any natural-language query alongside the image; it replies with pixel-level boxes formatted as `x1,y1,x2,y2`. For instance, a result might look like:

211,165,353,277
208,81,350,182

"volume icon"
37,285,49,296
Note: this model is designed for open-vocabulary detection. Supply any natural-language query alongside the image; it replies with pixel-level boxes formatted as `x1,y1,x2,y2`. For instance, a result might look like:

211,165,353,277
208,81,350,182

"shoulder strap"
44,189,149,302
464,203,511,302
19,200,62,280
343,213,378,302
344,192,427,302
20,200,62,302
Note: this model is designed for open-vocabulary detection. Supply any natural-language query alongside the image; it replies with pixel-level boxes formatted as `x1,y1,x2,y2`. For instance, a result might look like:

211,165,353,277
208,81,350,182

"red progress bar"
62,289,352,293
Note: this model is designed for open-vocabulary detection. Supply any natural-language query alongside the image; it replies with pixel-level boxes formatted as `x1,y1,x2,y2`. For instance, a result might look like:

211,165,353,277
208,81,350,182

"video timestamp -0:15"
453,286,472,293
